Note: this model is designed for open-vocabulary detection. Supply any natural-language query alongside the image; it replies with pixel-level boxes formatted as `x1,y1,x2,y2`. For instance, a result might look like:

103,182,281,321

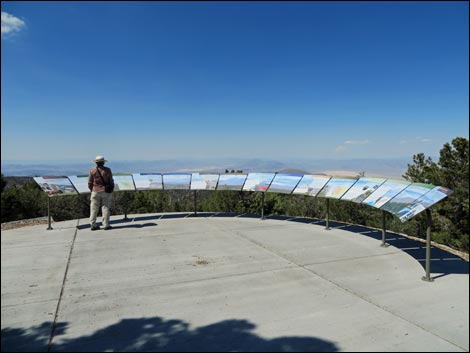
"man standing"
88,155,115,230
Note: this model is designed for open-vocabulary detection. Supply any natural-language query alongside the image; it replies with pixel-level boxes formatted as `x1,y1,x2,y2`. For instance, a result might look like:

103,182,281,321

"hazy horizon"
1,156,414,179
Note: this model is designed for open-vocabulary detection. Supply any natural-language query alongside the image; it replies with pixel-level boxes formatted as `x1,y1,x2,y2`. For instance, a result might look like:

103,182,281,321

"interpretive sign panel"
243,173,275,192
341,178,386,203
33,176,77,196
292,175,331,197
362,180,411,209
132,173,163,190
217,174,247,191
381,183,435,215
317,178,358,199
267,173,303,194
190,173,220,190
68,175,91,194
397,186,454,222
113,174,136,191
163,173,191,190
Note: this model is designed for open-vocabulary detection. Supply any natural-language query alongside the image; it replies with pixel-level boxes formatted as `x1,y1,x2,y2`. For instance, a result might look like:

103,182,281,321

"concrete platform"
1,213,469,352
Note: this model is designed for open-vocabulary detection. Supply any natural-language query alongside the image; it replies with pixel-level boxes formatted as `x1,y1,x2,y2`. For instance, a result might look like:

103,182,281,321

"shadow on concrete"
0,321,67,352
160,213,192,219
330,222,469,278
74,212,468,279
209,212,239,218
1,317,338,352
263,215,469,279
108,222,158,230
76,222,159,230
198,212,468,279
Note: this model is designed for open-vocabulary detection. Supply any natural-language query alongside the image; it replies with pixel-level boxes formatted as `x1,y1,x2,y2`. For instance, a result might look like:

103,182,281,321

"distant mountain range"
1,158,410,180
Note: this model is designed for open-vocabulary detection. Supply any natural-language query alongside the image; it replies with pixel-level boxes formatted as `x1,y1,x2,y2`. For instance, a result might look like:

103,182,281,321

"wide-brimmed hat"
93,155,108,163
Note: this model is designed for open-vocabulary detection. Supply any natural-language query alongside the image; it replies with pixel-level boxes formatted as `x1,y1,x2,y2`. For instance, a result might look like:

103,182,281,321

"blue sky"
1,1,468,163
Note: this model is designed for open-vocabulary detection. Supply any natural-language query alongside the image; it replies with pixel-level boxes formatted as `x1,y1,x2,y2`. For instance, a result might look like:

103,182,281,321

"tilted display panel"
68,175,91,194
33,170,453,223
362,179,411,209
397,186,454,222
267,173,303,194
132,173,163,190
113,174,136,191
317,178,358,199
162,173,192,190
243,173,276,192
190,173,220,190
216,174,247,191
292,175,331,197
380,183,435,216
33,176,77,196
340,177,386,203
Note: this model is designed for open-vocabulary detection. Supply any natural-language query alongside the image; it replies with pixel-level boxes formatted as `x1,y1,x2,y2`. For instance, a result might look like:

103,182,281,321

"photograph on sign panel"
293,175,331,197
163,174,191,190
217,174,247,191
381,183,435,215
397,186,453,222
132,173,163,190
113,174,136,191
341,178,386,203
68,175,91,194
191,173,220,190
362,180,411,208
33,176,77,196
243,173,275,192
317,178,358,199
267,174,303,194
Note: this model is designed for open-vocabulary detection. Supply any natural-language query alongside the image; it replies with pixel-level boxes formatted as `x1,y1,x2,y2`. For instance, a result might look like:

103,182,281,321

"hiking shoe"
91,225,100,231
103,225,113,230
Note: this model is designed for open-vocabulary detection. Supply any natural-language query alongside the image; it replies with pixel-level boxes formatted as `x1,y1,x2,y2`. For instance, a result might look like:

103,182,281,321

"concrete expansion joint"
226,224,290,232
60,265,299,302
2,216,467,352
296,263,467,352
301,251,404,267
1,298,60,309
205,220,466,352
47,219,80,352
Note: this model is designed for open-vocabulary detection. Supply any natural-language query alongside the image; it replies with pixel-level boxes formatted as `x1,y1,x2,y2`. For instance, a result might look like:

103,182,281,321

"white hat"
93,155,108,163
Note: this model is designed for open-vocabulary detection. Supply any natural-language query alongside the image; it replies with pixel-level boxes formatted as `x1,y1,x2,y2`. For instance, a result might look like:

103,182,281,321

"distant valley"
1,158,410,180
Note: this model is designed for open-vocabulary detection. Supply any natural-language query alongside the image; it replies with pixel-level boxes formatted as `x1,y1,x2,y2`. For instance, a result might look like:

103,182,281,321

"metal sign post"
422,209,434,282
325,198,330,230
123,192,129,220
381,210,388,247
194,190,197,216
47,197,53,230
261,192,265,220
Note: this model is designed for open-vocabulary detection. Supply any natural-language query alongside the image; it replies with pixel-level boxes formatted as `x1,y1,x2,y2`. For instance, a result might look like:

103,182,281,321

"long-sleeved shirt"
88,166,114,192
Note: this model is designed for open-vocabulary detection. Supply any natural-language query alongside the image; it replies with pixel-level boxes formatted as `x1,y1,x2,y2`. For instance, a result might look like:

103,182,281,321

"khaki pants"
90,191,113,227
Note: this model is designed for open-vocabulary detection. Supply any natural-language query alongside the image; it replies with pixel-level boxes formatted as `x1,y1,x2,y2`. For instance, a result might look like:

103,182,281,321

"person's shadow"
1,316,339,352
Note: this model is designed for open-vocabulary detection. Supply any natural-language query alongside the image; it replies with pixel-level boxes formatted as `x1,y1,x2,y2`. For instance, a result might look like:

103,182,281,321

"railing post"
380,210,388,247
261,192,265,220
325,198,330,230
123,192,129,221
47,196,53,230
422,209,434,282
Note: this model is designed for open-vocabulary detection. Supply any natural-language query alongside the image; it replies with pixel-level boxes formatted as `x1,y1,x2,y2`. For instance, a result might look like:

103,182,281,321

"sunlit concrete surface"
2,213,469,352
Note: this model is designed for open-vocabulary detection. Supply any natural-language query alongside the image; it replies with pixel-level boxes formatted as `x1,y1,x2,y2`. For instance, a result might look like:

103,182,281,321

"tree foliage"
1,174,6,193
403,137,469,251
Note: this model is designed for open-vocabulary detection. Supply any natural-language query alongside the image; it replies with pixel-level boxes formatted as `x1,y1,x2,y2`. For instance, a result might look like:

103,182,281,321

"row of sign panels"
33,173,452,223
